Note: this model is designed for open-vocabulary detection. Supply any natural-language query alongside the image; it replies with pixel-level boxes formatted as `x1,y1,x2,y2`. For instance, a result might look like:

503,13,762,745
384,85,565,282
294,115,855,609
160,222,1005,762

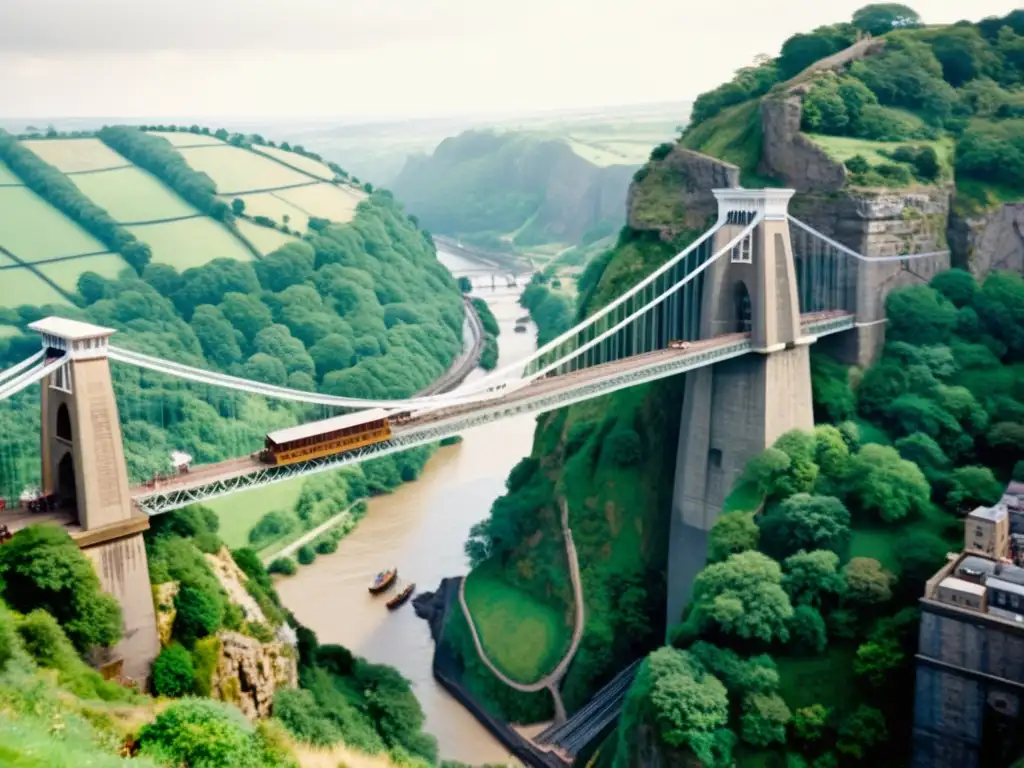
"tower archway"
734,281,753,334
57,452,78,519
56,403,72,442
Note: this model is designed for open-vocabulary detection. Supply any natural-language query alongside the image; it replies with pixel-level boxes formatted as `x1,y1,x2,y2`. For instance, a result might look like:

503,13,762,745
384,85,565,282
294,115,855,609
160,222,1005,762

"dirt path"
459,497,585,722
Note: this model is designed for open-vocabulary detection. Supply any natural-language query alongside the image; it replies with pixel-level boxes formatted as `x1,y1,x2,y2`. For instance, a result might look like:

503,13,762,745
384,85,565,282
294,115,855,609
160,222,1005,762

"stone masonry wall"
948,202,1024,278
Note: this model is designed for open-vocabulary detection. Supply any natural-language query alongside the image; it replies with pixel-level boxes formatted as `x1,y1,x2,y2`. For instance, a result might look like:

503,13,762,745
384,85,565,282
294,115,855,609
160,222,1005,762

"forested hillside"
438,4,1024,766
0,188,464,500
391,130,634,255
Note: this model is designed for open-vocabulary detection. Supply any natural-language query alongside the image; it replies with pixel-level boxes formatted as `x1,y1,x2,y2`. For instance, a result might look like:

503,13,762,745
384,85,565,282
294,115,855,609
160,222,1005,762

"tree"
852,4,922,36
707,512,759,563
930,268,977,307
457,276,472,293
788,605,828,653
231,198,246,216
173,584,224,647
691,551,794,644
885,285,957,346
219,292,272,344
190,304,242,367
0,525,122,652
853,638,904,688
137,699,263,767
607,428,643,466
758,494,852,560
310,334,355,380
843,557,894,606
836,705,888,760
772,430,821,497
782,549,846,608
946,465,1004,512
741,692,791,747
792,704,831,745
152,643,197,697
845,444,931,522
254,242,316,293
894,432,951,487
814,424,852,484
297,545,316,566
742,448,792,495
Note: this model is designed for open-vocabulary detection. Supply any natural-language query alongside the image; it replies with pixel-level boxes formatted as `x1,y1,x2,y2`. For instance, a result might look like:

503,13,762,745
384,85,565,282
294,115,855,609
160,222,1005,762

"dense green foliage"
519,273,573,346
0,192,462,502
614,267,1021,765
0,526,122,653
0,129,152,270
683,6,1024,197
471,296,501,371
97,126,232,221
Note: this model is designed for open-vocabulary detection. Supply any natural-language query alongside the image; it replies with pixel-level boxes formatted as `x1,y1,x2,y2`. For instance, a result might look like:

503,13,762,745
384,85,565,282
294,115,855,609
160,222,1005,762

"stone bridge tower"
666,189,815,627
29,317,159,684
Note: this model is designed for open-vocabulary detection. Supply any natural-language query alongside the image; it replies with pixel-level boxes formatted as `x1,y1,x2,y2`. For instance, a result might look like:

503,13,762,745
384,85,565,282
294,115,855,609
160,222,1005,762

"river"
276,250,536,763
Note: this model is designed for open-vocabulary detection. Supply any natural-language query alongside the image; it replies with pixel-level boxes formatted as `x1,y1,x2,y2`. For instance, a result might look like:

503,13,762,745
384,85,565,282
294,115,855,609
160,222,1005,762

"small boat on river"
368,568,397,594
387,582,416,610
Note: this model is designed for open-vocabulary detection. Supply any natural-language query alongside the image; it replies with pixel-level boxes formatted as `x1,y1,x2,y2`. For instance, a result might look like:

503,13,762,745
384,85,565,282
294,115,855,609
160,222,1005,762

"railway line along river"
275,250,536,763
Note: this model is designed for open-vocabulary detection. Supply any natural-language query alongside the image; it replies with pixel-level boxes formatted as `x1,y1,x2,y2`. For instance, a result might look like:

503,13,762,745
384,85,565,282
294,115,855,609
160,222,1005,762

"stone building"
913,487,1024,767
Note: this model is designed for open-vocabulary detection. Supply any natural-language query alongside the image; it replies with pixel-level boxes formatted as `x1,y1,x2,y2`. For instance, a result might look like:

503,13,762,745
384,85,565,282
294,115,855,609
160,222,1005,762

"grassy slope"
678,100,776,187
464,561,571,682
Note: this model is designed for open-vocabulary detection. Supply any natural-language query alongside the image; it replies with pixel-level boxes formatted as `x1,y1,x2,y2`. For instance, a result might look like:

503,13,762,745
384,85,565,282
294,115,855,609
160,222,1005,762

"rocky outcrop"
626,147,739,241
210,630,298,719
152,582,179,647
759,93,846,193
205,547,266,624
948,202,1024,278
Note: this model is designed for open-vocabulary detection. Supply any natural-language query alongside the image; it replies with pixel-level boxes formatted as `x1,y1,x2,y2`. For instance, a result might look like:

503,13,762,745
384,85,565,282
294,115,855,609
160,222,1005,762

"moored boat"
386,583,415,610
369,568,398,594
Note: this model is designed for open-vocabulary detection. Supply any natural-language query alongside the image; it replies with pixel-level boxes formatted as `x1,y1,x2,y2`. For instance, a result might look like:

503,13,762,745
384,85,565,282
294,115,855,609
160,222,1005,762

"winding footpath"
459,496,585,724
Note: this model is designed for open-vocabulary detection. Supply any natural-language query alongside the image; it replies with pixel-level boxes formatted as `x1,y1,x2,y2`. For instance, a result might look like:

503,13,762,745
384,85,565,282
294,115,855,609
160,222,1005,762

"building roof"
987,577,1024,598
992,563,1024,587
939,576,987,597
28,316,116,341
969,505,1008,523
266,408,392,446
956,556,998,580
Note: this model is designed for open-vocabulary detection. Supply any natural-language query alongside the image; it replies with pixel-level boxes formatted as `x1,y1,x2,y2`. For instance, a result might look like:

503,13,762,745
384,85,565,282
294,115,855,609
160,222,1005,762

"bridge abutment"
28,318,159,687
666,190,814,627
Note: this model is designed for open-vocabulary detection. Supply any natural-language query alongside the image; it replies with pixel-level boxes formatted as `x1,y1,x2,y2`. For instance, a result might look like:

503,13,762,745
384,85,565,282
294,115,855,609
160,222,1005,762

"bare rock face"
616,724,704,768
210,630,298,719
152,582,179,647
627,147,740,241
759,94,846,193
205,546,266,624
948,202,1024,278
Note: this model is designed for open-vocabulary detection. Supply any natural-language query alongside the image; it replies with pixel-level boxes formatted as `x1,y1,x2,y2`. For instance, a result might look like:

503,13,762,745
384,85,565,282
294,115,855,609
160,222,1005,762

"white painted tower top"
713,188,795,221
29,316,117,360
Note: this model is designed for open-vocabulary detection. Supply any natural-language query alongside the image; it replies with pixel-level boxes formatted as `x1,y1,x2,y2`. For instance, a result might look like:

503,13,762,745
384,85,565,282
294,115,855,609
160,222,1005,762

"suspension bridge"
0,187,948,685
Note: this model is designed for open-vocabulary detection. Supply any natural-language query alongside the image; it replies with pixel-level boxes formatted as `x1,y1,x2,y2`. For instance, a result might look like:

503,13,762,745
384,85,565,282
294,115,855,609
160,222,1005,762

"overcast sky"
0,0,1019,120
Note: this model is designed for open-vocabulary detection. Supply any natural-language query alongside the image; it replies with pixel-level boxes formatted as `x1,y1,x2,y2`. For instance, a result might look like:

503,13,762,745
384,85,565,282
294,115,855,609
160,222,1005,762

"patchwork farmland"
0,127,368,308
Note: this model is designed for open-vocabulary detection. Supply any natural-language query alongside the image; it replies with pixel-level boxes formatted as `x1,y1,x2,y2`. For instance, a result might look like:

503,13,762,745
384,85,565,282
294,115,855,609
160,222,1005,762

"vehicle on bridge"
668,339,691,350
259,408,393,467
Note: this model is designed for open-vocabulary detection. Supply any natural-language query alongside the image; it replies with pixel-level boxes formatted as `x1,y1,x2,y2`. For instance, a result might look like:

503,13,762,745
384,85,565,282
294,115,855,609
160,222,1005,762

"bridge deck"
129,311,850,507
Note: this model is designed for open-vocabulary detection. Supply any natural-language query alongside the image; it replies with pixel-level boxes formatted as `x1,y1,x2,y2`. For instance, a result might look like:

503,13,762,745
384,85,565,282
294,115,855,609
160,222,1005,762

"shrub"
315,537,339,555
296,545,316,566
845,154,870,173
606,428,643,466
137,698,261,767
268,558,297,576
191,636,221,697
0,525,122,653
0,600,19,668
173,584,225,647
152,644,196,698
273,688,342,746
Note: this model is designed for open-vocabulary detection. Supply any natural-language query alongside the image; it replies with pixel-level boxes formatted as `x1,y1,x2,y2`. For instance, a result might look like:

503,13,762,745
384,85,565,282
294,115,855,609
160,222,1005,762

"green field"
254,145,335,180
21,138,128,173
275,182,364,224
72,167,198,223
807,133,955,179
229,191,312,231
178,145,311,194
0,186,106,262
35,253,126,292
235,218,299,254
128,218,254,269
463,562,571,683
147,131,225,147
0,257,69,307
0,161,21,185
206,475,307,549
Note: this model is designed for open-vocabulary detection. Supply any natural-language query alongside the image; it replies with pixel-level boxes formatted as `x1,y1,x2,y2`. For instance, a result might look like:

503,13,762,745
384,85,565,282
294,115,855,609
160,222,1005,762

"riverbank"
433,235,530,275
414,580,565,768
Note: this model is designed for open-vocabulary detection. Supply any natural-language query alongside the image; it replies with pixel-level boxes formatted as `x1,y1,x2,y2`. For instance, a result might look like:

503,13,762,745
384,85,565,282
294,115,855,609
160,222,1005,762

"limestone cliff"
948,203,1024,278
391,129,636,246
627,147,739,240
209,630,298,719
759,92,846,193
